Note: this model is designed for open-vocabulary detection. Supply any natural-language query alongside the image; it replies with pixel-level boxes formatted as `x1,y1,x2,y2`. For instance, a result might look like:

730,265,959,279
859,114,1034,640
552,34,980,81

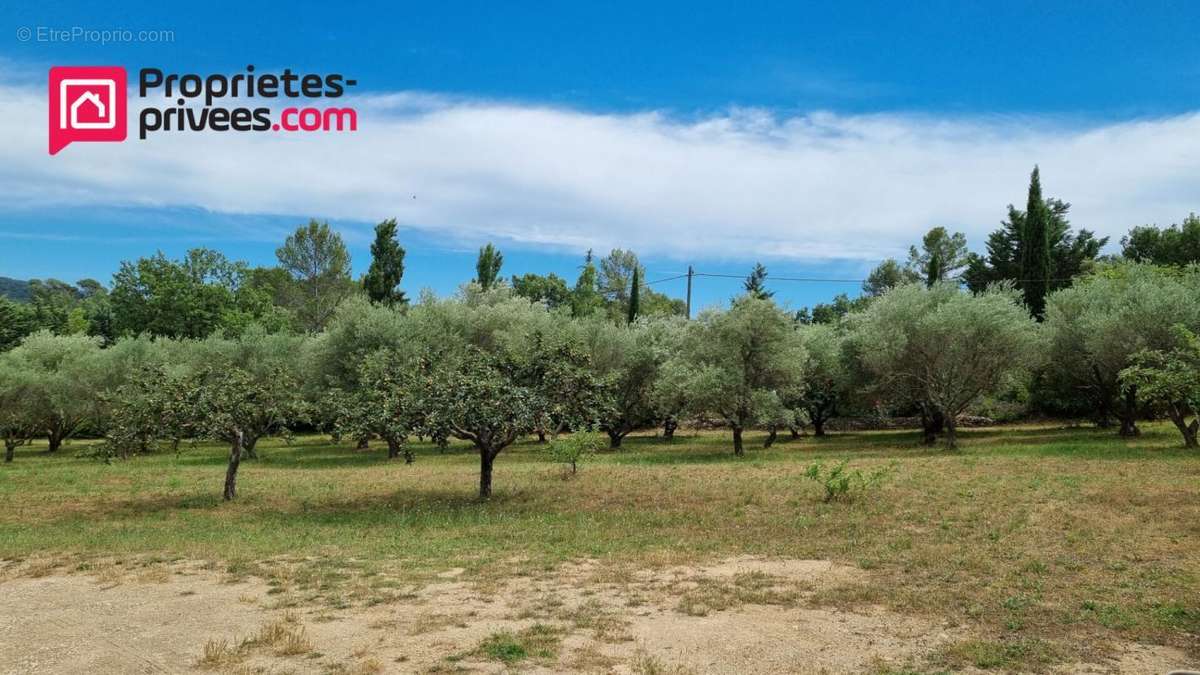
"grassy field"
1,422,1198,670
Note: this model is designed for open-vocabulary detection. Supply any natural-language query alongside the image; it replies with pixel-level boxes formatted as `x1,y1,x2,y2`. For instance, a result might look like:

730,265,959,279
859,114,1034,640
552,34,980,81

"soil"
0,557,1189,674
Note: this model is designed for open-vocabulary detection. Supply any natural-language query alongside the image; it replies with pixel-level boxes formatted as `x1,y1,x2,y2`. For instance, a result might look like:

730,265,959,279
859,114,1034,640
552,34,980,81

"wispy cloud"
3,81,1199,262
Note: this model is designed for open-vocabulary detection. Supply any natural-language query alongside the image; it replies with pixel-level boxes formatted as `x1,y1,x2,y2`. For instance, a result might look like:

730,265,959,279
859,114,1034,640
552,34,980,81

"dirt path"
0,557,1189,674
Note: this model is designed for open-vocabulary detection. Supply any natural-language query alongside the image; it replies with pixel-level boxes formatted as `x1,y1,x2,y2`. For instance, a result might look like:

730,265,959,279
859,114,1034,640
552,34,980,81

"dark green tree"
906,227,968,286
962,178,1106,298
862,259,917,296
276,220,355,332
571,250,604,317
1020,166,1053,319
0,297,36,351
1121,214,1200,266
362,218,407,307
627,267,641,324
511,273,571,309
743,263,773,300
474,243,504,290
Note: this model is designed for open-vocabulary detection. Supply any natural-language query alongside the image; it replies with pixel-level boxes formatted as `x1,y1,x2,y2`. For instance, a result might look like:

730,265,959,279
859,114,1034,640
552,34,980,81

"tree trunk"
356,436,370,449
479,447,495,499
921,408,944,445
223,430,244,501
1167,408,1199,448
4,442,14,463
944,416,958,449
607,429,624,449
536,429,547,444
763,426,777,448
732,426,744,457
813,417,826,437
243,434,259,460
662,417,677,440
789,426,801,439
1118,387,1140,437
386,436,402,460
47,428,63,453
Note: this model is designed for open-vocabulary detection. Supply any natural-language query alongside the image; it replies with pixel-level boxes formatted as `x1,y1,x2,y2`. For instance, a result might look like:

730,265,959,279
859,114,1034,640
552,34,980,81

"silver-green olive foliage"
658,297,806,456
1043,263,1200,436
406,287,605,497
577,315,681,448
4,331,106,452
1119,325,1200,447
850,282,1039,447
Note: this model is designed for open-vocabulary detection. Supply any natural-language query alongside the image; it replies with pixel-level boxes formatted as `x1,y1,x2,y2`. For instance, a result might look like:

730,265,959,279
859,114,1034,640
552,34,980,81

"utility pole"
685,265,694,320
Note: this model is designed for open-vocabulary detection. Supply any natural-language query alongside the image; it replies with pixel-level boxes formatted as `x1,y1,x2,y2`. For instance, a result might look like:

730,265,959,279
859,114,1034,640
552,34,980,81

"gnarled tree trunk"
607,428,625,449
732,425,744,457
763,426,778,448
662,417,677,441
1118,387,1140,437
1166,406,1199,448
47,428,64,453
4,441,15,463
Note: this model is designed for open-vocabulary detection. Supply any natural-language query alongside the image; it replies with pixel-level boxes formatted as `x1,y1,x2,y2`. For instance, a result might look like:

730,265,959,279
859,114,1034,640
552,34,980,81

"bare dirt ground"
0,557,1189,674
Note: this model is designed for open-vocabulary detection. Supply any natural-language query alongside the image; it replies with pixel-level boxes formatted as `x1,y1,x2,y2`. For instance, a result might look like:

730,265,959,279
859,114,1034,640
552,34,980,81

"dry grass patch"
674,571,802,617
194,611,314,669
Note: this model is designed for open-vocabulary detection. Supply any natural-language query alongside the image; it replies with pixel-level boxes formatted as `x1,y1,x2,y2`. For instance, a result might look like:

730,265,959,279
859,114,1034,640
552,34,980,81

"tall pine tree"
743,263,773,300
362,218,407,306
1020,166,1052,319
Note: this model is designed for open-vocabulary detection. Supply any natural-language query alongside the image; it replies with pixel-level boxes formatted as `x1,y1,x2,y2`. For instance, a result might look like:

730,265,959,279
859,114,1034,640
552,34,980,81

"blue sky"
3,1,1200,310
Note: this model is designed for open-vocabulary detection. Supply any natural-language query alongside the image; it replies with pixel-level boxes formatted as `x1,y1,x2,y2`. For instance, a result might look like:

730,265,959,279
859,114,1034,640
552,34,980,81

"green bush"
548,431,602,475
803,460,892,503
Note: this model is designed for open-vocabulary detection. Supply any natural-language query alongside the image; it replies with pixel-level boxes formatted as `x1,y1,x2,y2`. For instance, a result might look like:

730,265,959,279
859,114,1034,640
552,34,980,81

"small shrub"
477,623,563,664
547,432,601,475
803,460,893,502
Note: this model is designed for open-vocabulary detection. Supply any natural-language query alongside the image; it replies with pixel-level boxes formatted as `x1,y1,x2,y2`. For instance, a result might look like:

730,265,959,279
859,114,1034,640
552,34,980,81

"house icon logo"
49,66,128,155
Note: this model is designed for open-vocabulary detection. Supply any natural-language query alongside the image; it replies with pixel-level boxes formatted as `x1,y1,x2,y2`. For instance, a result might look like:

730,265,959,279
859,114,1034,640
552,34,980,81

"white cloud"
3,81,1199,263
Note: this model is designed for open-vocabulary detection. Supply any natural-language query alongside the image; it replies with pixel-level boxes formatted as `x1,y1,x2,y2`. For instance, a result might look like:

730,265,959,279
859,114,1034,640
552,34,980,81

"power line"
646,270,1082,284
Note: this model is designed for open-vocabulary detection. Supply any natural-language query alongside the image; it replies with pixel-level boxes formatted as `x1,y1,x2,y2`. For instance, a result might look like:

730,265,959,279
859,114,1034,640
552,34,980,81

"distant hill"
0,276,31,302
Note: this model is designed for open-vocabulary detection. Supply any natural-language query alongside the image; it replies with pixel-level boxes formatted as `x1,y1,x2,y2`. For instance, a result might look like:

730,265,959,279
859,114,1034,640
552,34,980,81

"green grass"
1,421,1198,666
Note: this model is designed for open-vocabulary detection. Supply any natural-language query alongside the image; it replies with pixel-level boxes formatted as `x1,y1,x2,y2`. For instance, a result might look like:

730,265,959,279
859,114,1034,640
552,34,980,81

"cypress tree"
363,219,407,306
1021,166,1052,319
627,267,640,324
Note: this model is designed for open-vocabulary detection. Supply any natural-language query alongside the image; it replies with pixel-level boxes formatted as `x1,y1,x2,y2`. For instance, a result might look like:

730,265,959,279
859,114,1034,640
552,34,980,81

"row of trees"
3,260,1198,501
0,221,686,351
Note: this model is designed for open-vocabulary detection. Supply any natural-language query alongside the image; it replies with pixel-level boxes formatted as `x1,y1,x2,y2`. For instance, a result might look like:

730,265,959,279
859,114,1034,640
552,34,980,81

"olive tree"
1043,263,1200,436
0,357,40,462
794,324,849,437
327,348,420,462
408,288,602,497
850,282,1039,447
1119,325,1200,447
184,328,309,458
658,297,806,456
7,332,105,452
577,316,676,448
188,363,307,500
307,295,410,449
